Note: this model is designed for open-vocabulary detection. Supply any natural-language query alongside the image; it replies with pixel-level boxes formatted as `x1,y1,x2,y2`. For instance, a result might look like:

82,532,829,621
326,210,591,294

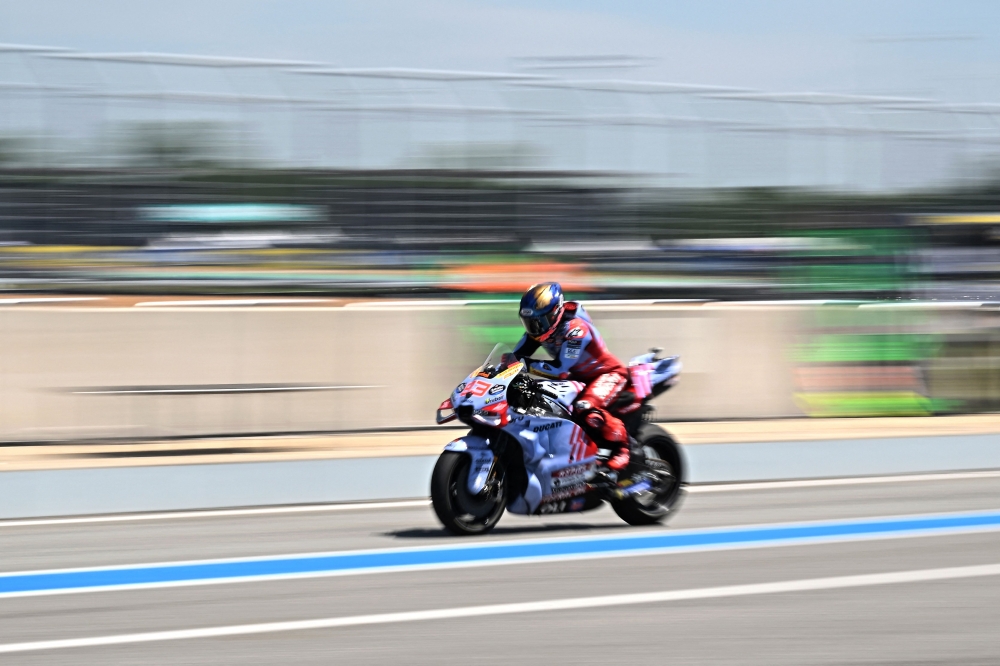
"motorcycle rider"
513,282,636,472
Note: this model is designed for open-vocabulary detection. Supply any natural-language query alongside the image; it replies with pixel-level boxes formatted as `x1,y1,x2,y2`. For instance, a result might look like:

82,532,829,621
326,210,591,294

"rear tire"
611,424,685,526
431,451,506,535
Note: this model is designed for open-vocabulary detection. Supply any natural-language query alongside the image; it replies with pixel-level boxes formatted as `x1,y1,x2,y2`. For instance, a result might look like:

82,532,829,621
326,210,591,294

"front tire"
431,452,506,535
611,424,685,526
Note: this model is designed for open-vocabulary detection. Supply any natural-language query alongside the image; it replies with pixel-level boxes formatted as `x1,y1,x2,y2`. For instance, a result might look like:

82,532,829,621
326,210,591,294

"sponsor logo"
567,326,585,340
554,462,595,478
495,362,524,380
455,383,467,394
533,364,558,377
520,307,534,317
565,346,581,359
532,422,562,433
596,374,619,389
474,407,506,423
621,480,652,496
552,464,594,489
488,384,505,396
545,485,588,501
538,501,566,514
591,373,623,400
568,498,586,511
567,340,582,349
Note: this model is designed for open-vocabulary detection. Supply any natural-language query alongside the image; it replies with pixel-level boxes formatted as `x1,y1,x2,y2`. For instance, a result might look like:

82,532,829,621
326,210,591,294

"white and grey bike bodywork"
431,344,684,535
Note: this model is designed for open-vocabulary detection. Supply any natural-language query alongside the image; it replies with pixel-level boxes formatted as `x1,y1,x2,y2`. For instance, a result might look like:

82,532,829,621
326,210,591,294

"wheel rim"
448,466,505,531
634,442,680,511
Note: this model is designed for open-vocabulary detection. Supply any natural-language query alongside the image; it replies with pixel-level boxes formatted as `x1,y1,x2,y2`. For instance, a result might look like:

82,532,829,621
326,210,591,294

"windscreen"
478,343,521,379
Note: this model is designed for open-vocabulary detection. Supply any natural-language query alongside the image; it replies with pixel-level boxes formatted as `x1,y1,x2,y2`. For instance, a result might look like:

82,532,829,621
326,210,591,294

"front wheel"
611,424,686,526
431,451,507,535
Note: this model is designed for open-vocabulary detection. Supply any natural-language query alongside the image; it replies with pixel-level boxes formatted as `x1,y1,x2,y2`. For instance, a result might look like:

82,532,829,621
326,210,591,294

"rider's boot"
609,434,645,472
583,410,623,467
594,436,633,477
593,437,641,500
606,443,630,472
595,435,642,483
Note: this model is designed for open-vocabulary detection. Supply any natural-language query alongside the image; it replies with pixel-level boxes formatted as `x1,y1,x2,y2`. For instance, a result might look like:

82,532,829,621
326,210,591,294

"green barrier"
796,333,942,364
794,391,959,417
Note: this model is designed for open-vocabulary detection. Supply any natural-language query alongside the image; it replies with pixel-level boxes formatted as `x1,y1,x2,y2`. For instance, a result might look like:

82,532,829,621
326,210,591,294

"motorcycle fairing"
449,360,523,428
533,380,585,413
444,434,494,495
503,414,598,515
443,402,600,516
627,354,681,397
441,344,675,517
451,363,523,412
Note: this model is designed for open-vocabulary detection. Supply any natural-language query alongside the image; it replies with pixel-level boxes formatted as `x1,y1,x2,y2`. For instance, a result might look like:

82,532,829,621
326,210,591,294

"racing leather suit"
512,302,635,450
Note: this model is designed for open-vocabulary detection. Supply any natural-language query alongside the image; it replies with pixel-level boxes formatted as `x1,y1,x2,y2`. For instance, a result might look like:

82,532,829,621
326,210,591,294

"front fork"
479,432,510,499
443,430,506,496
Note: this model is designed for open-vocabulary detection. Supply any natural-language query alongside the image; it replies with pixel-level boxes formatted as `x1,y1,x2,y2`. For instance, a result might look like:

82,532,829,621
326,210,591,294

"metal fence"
0,168,630,246
4,44,1000,191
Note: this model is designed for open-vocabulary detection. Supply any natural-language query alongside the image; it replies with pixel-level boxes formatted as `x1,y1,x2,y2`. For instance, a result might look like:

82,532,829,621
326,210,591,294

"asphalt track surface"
2,473,1000,664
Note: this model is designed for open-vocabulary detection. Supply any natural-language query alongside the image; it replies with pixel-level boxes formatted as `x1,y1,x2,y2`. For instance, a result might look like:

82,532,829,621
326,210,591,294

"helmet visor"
520,309,560,338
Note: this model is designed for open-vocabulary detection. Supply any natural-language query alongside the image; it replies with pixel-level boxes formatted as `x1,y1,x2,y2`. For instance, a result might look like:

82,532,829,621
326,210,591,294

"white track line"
689,470,1000,493
135,299,329,307
71,384,381,395
0,297,104,305
2,562,999,654
343,300,505,308
0,500,431,529
2,469,999,529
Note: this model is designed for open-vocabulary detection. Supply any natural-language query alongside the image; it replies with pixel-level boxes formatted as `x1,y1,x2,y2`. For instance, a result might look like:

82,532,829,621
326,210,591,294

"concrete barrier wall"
590,305,801,419
4,434,1000,519
0,303,806,441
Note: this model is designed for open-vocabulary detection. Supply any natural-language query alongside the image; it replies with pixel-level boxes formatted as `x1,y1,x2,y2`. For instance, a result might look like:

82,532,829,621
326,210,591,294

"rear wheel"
431,452,506,535
611,424,685,526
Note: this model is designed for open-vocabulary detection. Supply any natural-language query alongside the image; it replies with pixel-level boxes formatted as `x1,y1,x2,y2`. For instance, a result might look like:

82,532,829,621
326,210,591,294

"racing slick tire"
611,424,685,526
431,451,507,536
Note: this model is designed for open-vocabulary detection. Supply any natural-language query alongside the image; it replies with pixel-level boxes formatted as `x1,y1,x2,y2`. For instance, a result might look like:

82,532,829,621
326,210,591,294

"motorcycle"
431,343,685,535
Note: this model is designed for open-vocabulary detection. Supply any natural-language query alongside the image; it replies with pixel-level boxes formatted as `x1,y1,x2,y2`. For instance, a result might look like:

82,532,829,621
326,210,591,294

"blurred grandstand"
3,43,1000,298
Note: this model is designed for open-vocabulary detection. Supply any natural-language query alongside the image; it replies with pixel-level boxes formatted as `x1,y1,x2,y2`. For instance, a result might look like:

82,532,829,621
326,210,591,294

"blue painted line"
3,510,1000,597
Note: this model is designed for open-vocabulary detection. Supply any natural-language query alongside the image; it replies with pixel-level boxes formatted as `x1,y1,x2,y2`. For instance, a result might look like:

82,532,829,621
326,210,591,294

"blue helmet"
519,282,565,340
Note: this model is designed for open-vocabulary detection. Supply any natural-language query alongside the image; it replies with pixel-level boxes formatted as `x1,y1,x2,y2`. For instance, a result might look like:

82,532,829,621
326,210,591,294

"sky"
2,0,999,100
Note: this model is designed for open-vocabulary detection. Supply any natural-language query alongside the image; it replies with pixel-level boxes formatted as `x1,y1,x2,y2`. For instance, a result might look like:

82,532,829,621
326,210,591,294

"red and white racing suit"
512,302,635,449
